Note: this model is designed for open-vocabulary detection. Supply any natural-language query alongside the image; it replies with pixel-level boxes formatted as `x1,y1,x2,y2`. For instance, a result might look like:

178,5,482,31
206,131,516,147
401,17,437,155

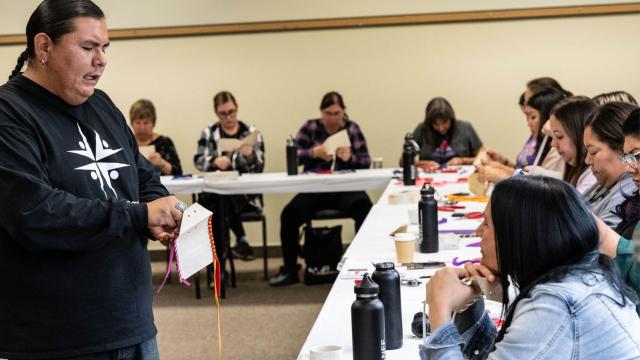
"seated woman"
599,108,640,313
583,102,637,227
523,76,572,101
269,91,372,287
593,91,637,106
194,91,265,261
130,99,182,175
421,176,640,359
478,88,566,182
548,96,599,192
411,97,483,169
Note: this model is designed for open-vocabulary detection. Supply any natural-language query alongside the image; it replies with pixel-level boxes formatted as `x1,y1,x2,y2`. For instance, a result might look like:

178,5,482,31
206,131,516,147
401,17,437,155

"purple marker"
438,229,476,235
451,257,481,266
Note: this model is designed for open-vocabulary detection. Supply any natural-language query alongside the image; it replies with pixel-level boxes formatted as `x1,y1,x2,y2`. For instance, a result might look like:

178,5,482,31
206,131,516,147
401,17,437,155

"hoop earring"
41,58,47,65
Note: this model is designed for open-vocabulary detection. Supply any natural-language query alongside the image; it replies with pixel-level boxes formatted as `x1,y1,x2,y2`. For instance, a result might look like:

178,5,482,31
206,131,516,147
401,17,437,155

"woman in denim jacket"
421,176,640,359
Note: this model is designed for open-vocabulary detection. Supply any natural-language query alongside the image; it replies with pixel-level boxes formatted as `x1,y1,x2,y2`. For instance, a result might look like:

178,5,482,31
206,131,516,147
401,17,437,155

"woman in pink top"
548,96,599,192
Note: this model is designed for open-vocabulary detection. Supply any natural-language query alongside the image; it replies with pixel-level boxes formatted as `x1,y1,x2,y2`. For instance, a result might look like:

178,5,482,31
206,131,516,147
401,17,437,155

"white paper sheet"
174,203,215,279
138,145,155,159
217,131,260,153
322,129,351,156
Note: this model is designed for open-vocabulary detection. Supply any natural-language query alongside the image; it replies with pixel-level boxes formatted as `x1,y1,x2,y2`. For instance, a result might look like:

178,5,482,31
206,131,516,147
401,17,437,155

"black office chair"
238,210,268,280
300,208,351,284
224,194,268,285
308,208,350,224
304,208,352,243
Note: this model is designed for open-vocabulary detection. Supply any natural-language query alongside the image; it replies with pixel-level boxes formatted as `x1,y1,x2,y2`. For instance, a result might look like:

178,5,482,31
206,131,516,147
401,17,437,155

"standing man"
0,1,182,359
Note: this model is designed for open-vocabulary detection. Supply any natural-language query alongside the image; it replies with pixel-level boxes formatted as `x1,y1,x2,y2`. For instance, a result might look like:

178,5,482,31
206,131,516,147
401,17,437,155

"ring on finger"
175,201,187,213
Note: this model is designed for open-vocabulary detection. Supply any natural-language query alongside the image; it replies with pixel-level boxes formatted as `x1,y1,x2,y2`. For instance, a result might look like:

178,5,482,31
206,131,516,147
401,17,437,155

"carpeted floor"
152,257,332,360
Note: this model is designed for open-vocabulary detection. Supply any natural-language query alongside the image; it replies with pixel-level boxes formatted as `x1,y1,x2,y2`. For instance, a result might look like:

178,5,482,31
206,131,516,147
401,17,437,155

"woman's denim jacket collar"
419,270,640,359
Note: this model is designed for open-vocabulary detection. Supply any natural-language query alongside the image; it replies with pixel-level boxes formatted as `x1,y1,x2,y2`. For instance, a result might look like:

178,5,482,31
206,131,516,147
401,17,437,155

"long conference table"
160,167,492,359
161,169,395,195
296,167,493,359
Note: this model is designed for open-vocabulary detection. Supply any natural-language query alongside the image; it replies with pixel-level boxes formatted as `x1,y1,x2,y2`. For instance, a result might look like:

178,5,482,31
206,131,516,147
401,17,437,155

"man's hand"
213,156,232,170
148,227,177,246
147,196,183,244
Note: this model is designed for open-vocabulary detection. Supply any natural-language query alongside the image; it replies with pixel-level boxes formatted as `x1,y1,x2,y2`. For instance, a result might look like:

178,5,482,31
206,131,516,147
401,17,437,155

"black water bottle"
286,136,297,176
352,273,386,360
419,184,439,253
402,133,416,185
372,262,403,350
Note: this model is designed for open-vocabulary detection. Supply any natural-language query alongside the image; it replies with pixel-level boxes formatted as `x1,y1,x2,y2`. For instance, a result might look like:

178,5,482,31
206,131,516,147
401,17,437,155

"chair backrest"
311,208,349,221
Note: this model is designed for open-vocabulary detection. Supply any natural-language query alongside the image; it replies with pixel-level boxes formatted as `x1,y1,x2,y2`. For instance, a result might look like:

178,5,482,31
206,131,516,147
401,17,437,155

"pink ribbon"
157,234,190,294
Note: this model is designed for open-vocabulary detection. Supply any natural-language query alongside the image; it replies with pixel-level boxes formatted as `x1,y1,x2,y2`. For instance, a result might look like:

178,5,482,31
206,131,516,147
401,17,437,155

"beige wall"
1,5,639,247
1,0,637,32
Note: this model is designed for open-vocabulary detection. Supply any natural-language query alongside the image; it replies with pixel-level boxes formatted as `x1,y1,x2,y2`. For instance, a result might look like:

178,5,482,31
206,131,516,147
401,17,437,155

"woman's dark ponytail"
9,50,29,80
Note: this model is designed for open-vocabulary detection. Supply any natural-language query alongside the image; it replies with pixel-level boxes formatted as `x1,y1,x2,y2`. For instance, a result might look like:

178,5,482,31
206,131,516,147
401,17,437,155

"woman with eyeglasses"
547,96,598,192
582,102,637,228
411,97,483,169
600,107,640,314
194,91,265,261
421,176,640,359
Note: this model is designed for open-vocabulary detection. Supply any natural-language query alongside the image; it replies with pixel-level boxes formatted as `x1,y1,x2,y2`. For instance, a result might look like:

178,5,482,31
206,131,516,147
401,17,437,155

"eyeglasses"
217,109,237,118
618,151,640,169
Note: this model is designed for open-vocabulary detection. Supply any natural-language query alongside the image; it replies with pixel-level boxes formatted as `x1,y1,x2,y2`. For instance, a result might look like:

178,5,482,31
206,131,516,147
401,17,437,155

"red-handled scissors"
438,205,466,212
452,211,483,219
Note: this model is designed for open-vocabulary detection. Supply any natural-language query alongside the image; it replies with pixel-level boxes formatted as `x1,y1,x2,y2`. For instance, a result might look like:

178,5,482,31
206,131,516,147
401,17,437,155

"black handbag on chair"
302,225,343,285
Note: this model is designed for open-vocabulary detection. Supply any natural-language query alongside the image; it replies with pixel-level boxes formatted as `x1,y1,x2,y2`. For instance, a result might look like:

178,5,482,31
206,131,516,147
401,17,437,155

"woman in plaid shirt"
194,91,265,261
269,91,373,286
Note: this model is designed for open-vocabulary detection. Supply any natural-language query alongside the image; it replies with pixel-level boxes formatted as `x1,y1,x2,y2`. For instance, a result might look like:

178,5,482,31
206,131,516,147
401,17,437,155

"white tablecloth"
298,166,487,359
160,175,204,195
203,169,395,195
161,169,394,195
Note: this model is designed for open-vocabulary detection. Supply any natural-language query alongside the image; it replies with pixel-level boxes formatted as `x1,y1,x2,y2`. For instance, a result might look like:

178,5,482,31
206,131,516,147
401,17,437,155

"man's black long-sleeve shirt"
0,75,168,359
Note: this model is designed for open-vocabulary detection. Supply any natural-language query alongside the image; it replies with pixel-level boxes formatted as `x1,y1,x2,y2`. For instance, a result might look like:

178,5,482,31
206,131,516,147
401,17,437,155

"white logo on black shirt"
67,123,130,199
